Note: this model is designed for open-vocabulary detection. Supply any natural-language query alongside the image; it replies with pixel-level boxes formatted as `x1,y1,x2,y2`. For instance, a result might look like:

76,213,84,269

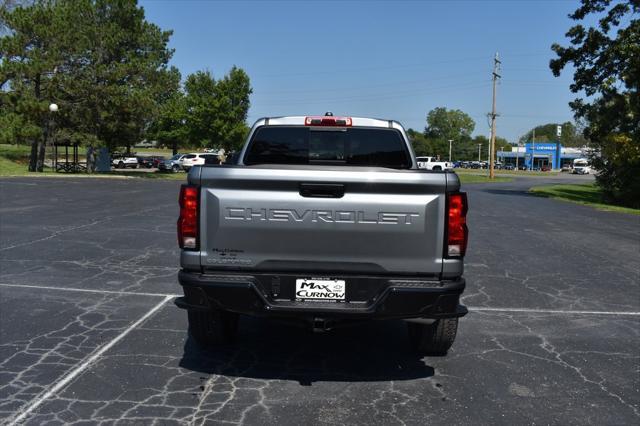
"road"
0,174,638,425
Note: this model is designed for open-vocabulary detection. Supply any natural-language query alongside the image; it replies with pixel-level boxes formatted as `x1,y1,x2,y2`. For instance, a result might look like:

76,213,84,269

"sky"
140,0,584,142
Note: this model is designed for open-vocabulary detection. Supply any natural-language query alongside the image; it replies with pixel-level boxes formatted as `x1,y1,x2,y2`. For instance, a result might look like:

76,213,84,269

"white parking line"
7,294,173,426
0,283,181,298
470,307,640,316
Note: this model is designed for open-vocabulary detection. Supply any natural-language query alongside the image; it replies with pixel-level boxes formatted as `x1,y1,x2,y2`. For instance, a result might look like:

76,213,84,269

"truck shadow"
179,317,435,385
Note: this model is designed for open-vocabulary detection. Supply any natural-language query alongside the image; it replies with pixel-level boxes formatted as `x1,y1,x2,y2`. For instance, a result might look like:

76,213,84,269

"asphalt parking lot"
1,174,638,425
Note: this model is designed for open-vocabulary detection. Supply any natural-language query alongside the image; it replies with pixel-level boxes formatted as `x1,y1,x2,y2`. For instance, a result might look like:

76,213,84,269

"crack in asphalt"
0,204,173,252
6,295,173,425
503,313,640,417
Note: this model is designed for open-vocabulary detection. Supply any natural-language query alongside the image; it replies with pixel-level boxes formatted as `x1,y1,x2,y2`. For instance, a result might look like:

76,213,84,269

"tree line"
406,107,589,162
551,0,638,208
0,0,252,171
406,107,512,162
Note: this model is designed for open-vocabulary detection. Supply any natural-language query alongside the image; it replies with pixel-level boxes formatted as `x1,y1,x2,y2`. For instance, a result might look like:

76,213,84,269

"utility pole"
448,139,453,163
530,128,536,171
489,52,501,179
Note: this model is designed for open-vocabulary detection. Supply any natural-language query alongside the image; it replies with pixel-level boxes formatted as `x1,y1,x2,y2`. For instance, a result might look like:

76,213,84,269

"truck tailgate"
197,166,448,276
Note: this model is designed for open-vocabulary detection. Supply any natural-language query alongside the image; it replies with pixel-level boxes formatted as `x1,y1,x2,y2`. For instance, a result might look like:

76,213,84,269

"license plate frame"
295,278,346,302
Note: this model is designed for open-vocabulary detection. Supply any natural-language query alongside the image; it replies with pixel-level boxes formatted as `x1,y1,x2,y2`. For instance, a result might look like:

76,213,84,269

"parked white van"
572,158,592,174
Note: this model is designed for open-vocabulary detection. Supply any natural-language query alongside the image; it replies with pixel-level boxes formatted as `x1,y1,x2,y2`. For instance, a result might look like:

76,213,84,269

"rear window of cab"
244,126,412,169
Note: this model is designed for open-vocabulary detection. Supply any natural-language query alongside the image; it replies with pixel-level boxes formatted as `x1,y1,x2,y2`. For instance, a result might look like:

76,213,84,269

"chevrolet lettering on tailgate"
224,208,420,225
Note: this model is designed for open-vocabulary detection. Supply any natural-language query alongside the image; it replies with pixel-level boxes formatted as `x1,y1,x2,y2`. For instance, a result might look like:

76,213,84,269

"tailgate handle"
299,183,345,198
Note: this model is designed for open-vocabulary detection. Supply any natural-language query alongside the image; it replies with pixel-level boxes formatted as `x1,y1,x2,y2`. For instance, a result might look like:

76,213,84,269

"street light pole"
487,136,491,176
448,139,453,163
477,143,482,162
43,103,58,172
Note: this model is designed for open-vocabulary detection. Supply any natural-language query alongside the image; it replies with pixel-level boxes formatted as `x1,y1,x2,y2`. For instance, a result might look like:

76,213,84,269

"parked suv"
111,153,138,169
181,153,219,170
159,154,186,173
415,156,453,171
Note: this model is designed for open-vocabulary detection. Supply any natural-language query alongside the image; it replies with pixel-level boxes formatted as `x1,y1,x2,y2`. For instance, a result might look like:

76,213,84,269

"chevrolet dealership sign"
532,144,557,151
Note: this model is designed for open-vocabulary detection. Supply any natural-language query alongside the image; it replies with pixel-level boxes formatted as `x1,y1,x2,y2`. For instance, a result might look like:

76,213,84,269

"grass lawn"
0,143,187,179
0,144,31,161
0,156,32,175
457,173,512,184
530,183,640,215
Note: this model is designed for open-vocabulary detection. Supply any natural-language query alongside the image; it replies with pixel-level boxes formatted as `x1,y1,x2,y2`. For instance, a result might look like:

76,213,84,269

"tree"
212,66,252,152
407,128,433,156
494,136,512,153
183,67,252,152
59,0,177,153
0,0,64,171
0,0,33,33
149,89,187,155
471,136,489,161
422,107,476,160
0,0,178,171
519,122,588,147
550,0,639,207
424,107,475,142
184,70,220,149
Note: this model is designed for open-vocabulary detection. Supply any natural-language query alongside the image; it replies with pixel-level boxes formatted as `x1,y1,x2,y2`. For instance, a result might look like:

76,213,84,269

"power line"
251,52,552,78
252,81,491,107
252,56,490,78
256,71,485,95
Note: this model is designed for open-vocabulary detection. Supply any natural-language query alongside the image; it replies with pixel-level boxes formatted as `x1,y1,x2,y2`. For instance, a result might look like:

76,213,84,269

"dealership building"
497,142,587,169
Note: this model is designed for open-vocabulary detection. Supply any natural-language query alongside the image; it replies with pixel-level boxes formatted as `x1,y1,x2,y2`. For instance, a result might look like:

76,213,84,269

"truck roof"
253,116,405,130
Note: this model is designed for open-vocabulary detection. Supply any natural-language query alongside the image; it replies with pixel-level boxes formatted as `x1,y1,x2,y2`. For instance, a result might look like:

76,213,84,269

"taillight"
178,185,199,249
304,116,352,126
446,192,468,257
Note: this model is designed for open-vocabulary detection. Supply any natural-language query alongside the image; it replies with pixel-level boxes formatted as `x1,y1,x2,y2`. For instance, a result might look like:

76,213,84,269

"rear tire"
172,165,180,173
432,166,442,171
408,318,458,355
117,161,124,169
188,309,238,348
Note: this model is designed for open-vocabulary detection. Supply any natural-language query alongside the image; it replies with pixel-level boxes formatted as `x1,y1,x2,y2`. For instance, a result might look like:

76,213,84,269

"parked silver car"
159,154,186,172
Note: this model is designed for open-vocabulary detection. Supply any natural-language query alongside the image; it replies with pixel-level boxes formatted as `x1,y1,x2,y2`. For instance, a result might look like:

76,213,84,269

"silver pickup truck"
175,114,469,355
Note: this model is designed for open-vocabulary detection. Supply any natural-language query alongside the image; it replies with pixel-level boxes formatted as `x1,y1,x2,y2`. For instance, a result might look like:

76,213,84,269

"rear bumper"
176,270,467,321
